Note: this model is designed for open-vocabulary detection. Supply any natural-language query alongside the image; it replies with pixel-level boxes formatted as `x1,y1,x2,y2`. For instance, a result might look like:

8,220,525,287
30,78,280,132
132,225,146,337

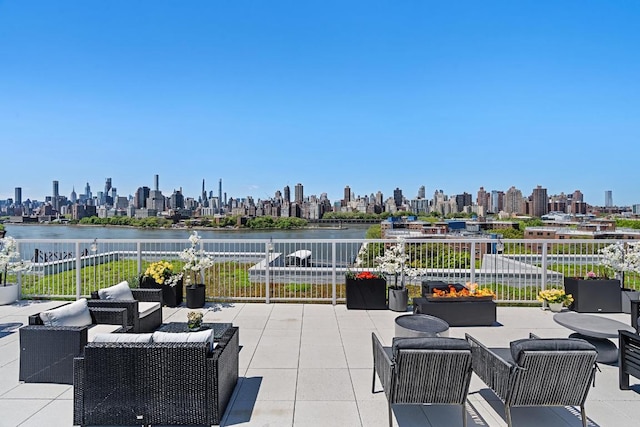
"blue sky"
1,1,639,206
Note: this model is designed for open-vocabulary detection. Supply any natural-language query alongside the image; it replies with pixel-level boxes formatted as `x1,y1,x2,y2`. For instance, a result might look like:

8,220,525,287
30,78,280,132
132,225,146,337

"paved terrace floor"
1,301,639,427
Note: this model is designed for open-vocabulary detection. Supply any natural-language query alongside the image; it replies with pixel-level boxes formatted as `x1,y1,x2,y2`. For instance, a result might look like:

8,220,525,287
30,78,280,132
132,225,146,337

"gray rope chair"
372,333,473,427
466,332,597,427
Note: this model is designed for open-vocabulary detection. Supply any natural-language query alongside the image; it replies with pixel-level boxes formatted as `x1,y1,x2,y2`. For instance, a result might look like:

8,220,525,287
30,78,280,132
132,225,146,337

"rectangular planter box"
140,276,183,307
412,297,496,326
563,278,621,313
345,278,387,310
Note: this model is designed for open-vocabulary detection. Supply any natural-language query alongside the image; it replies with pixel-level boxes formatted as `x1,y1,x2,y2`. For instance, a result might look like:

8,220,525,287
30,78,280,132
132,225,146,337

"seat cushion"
98,281,135,301
92,332,153,343
39,298,93,327
87,324,124,341
138,302,161,318
510,338,596,365
152,329,217,350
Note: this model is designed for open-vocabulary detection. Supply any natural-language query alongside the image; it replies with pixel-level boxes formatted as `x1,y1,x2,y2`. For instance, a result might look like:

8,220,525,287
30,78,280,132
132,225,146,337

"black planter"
563,278,622,313
186,284,206,309
140,276,183,307
345,278,387,310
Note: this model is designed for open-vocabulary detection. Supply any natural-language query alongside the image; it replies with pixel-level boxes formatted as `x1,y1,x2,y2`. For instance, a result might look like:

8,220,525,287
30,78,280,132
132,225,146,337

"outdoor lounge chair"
619,329,640,390
631,300,639,332
372,333,473,427
19,299,127,384
73,326,239,426
88,281,163,332
466,333,598,427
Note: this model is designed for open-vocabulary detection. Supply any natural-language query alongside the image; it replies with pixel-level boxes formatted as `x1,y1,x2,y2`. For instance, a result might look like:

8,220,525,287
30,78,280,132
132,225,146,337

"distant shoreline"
5,222,352,232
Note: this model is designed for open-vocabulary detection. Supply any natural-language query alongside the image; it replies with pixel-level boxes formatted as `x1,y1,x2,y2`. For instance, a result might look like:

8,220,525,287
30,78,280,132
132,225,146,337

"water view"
4,223,370,241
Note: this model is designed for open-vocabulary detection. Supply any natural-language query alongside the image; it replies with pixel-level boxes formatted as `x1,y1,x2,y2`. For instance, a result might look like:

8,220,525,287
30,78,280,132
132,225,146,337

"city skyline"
0,175,627,210
1,2,639,205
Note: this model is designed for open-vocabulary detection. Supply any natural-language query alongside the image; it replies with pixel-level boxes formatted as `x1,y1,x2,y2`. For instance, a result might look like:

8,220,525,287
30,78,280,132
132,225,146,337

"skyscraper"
295,183,304,204
605,190,613,207
154,174,159,192
52,180,59,211
393,188,403,207
218,179,223,213
284,185,290,203
14,187,22,205
531,185,548,217
418,185,426,199
343,185,351,206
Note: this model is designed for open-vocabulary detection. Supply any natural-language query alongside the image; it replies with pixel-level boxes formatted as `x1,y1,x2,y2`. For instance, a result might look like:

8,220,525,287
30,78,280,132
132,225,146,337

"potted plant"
344,270,387,310
375,241,414,312
140,260,184,307
187,310,204,331
599,242,640,313
537,288,574,313
179,231,215,308
0,236,32,305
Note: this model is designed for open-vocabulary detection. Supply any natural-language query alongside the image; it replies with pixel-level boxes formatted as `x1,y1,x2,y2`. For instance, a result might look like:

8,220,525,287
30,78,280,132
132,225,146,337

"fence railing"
11,238,635,304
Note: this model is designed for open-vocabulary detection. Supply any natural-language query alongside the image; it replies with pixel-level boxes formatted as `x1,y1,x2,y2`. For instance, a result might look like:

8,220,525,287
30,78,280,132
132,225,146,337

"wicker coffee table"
156,322,232,339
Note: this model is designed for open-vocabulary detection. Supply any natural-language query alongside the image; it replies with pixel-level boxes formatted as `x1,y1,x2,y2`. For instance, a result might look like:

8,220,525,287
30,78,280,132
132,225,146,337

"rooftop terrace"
1,301,639,426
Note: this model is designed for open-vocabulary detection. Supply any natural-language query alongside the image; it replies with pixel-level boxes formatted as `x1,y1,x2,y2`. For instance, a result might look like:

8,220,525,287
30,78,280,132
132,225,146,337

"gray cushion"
40,298,93,327
510,338,596,365
152,329,216,350
93,333,153,343
98,281,135,301
392,337,471,354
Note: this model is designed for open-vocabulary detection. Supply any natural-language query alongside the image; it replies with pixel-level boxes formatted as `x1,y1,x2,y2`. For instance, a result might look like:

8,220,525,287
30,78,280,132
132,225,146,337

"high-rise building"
605,190,613,207
284,185,290,203
14,187,22,205
294,183,304,204
218,179,223,213
393,188,403,207
418,185,426,199
154,174,159,192
531,185,548,217
84,182,92,201
477,187,489,213
343,186,351,206
201,179,208,207
52,180,60,211
70,187,77,204
135,186,150,208
455,192,472,213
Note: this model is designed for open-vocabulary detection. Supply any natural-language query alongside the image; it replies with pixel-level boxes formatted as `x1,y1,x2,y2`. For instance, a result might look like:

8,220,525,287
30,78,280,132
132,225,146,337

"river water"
4,223,370,240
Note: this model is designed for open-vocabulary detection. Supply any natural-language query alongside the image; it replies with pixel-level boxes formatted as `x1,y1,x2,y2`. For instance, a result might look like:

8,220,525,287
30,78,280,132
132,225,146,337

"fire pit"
413,282,497,327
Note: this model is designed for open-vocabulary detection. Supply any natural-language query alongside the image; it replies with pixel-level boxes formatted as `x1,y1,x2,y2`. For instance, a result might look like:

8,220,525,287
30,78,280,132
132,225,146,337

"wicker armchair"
372,333,473,427
88,287,163,332
619,329,640,390
19,305,127,384
73,326,239,426
466,333,598,427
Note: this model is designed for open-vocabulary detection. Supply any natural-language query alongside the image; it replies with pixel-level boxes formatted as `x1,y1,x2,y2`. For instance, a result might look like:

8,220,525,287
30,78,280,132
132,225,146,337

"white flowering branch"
0,236,32,286
179,231,215,286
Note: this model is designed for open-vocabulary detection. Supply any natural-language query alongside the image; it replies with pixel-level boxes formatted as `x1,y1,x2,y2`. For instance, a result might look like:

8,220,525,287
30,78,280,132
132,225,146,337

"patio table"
553,312,635,363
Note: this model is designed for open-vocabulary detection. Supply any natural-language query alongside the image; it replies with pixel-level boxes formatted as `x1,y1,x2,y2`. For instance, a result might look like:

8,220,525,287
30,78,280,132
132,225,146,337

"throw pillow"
40,298,93,327
98,281,135,301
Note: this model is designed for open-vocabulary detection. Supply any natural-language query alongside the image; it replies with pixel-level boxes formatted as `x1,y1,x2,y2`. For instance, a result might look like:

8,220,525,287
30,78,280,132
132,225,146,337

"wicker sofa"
19,303,127,384
73,326,239,426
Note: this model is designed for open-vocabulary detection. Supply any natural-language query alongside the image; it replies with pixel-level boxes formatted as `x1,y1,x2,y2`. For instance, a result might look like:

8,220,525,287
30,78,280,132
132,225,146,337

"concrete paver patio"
1,300,639,426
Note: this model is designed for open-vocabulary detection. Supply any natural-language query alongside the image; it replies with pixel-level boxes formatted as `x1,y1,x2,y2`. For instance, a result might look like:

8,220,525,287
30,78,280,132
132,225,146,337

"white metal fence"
11,238,634,304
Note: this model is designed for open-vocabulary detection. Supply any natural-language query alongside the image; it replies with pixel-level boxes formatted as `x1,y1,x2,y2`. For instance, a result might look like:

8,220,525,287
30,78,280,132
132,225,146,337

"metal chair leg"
581,405,587,427
462,401,467,427
505,405,513,427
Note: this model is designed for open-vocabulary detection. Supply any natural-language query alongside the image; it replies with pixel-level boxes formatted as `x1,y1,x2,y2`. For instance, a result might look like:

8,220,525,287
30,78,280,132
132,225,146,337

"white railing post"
75,241,82,300
332,241,337,305
469,241,476,284
137,242,142,276
541,241,548,309
265,241,271,304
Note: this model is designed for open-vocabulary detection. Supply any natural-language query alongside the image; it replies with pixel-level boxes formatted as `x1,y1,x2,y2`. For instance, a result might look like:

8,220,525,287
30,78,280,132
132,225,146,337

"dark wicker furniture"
466,333,597,427
619,329,640,390
74,325,239,426
88,288,163,332
19,306,127,384
372,333,473,427
631,300,640,332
